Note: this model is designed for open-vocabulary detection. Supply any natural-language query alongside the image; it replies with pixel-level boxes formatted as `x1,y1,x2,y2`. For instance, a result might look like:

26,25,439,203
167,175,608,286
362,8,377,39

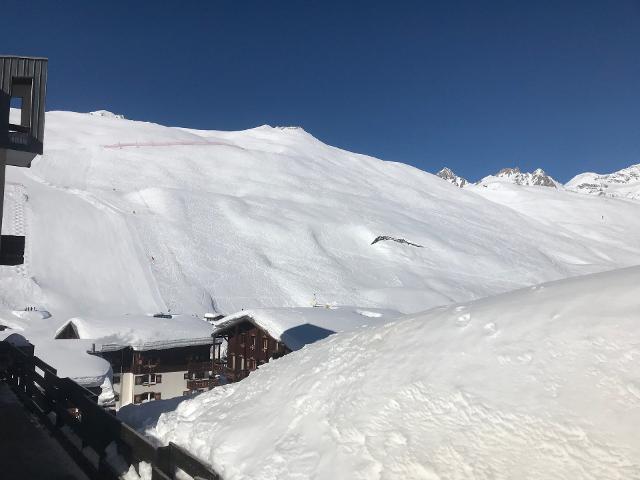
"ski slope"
2,110,640,320
150,266,640,480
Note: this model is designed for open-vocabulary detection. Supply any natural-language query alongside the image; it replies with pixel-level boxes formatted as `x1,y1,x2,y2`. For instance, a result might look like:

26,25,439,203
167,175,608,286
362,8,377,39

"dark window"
155,374,162,384
134,394,144,404
184,372,189,380
135,375,143,385
154,392,162,401
113,374,121,385
262,338,268,351
183,391,190,396
251,335,256,347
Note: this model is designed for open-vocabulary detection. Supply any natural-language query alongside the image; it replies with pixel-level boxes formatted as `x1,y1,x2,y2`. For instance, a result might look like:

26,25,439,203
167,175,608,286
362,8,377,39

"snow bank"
151,266,640,479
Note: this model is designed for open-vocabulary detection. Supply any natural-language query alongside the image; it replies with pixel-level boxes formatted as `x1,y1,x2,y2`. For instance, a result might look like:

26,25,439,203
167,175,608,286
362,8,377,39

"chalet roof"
213,306,402,351
55,313,213,351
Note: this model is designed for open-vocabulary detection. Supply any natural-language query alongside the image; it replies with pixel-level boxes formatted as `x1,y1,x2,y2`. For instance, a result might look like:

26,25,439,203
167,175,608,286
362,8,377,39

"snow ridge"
565,164,640,200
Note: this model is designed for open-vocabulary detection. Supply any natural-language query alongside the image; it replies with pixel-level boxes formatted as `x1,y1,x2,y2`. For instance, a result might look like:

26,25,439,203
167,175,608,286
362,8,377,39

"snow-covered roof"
58,314,213,351
213,306,402,351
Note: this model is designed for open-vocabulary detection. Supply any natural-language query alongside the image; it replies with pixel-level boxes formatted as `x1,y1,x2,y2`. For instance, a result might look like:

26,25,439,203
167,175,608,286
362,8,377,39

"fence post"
154,445,174,479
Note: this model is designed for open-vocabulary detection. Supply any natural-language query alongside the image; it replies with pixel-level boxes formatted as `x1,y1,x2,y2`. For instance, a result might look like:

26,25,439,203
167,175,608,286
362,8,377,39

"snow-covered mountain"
2,110,640,321
435,167,468,188
478,167,560,188
565,164,640,200
150,266,640,479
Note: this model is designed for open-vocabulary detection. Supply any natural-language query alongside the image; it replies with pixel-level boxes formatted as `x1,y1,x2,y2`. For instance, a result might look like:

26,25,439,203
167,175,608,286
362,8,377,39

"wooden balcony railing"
0,340,221,480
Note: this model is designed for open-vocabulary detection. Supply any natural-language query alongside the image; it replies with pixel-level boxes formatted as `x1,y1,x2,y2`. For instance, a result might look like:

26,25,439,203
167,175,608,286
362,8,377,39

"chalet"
212,306,401,383
55,313,214,409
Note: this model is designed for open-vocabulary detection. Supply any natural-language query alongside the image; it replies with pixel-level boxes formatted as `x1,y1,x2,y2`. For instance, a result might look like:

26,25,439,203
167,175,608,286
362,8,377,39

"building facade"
212,318,289,383
99,342,216,409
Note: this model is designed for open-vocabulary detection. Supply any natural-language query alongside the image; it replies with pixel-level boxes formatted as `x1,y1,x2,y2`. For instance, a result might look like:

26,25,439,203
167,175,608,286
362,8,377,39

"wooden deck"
0,382,90,480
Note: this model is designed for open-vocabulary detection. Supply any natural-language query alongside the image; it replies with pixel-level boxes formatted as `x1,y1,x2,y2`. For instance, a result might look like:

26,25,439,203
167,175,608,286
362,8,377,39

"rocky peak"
436,167,469,188
565,164,640,200
493,167,559,188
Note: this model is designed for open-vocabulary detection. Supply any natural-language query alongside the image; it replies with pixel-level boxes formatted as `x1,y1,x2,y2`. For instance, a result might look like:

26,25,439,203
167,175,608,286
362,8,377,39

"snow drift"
150,266,640,479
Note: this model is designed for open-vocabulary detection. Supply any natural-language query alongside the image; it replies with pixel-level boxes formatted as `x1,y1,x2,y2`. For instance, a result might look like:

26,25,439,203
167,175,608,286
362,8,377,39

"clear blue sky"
2,0,639,182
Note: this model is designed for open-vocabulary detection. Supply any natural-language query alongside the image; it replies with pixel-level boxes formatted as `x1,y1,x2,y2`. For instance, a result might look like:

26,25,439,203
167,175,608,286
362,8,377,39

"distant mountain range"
437,164,640,200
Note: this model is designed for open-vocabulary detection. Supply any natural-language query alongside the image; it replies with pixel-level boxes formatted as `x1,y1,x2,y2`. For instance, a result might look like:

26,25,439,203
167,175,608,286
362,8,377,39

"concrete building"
55,314,215,409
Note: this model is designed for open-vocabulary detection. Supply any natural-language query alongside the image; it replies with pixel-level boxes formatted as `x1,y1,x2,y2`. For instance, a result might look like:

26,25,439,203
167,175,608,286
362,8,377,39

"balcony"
187,378,217,390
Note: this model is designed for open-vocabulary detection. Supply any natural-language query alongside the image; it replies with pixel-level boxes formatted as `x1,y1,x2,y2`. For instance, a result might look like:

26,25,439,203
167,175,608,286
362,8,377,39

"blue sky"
2,0,639,182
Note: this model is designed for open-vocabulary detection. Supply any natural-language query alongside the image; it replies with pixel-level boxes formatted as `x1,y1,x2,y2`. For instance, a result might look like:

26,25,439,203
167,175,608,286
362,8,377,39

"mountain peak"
565,164,640,200
89,110,125,119
486,166,559,188
436,167,469,188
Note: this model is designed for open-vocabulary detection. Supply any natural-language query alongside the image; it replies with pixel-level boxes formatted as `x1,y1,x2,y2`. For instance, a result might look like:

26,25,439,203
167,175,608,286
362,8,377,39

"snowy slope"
565,164,640,200
2,110,640,322
150,266,640,480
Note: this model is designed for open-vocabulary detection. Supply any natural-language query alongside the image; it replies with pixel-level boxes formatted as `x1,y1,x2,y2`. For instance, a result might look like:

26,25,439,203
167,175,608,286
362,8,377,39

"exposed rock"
371,236,423,248
436,167,469,188
89,110,125,119
565,164,640,200
480,167,560,188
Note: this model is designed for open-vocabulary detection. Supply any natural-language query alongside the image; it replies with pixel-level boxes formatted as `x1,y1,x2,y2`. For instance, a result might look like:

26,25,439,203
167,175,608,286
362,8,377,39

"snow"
3,110,640,320
58,313,213,351
565,164,640,200
215,306,401,351
150,266,640,479
2,109,640,402
477,167,560,188
0,306,113,390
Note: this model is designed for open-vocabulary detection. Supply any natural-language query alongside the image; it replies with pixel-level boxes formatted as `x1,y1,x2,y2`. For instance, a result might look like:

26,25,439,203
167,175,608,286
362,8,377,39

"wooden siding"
214,319,289,382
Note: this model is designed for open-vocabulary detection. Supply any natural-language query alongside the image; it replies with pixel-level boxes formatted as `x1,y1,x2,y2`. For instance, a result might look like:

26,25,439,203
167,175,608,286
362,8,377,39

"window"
183,390,191,396
262,338,268,351
230,354,235,370
251,335,256,348
240,333,246,346
114,393,120,402
113,374,121,385
240,355,245,371
135,374,161,385
134,392,160,404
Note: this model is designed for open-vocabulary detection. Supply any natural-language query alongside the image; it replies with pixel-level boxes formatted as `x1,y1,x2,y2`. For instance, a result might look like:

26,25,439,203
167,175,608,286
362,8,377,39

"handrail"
0,340,221,480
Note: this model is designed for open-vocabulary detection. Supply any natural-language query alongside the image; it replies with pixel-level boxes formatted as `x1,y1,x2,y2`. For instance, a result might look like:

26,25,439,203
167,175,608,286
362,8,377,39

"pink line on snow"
102,140,246,150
